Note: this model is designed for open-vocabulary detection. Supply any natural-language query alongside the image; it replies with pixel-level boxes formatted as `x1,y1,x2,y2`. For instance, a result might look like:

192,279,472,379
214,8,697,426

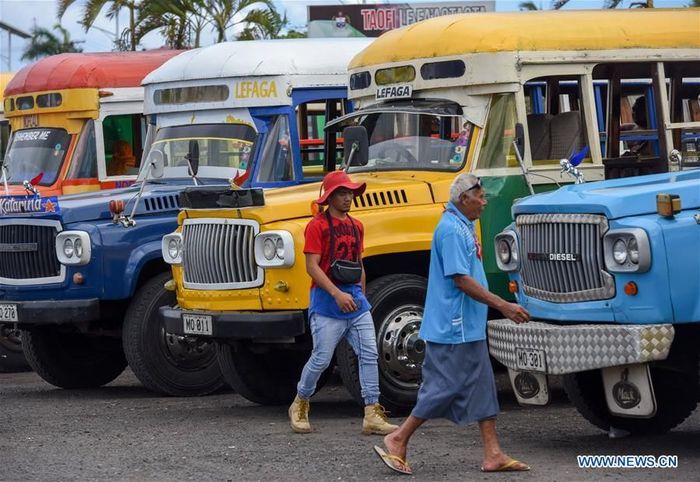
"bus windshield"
140,123,257,181
332,105,471,172
2,128,71,186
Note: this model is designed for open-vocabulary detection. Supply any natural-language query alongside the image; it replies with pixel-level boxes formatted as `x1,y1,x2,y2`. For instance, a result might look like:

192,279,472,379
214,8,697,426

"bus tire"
0,324,30,373
217,342,325,405
336,274,427,414
22,325,127,388
122,272,225,397
564,353,699,435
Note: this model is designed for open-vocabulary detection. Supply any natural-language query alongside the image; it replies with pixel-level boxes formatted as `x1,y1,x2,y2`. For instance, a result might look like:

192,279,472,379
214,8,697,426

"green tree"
237,8,288,40
58,0,140,51
135,0,208,48
206,0,274,43
22,23,83,61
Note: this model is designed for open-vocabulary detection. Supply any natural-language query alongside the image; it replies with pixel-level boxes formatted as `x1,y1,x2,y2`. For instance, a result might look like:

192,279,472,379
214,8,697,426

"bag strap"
325,211,360,262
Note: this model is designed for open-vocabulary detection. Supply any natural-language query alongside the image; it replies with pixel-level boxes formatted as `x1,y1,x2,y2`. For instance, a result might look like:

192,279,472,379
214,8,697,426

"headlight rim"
603,228,651,273
161,232,184,265
55,231,92,266
254,230,295,268
494,230,519,272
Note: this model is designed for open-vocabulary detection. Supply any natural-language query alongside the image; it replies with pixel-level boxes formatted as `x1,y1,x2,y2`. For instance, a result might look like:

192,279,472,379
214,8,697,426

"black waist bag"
327,211,362,284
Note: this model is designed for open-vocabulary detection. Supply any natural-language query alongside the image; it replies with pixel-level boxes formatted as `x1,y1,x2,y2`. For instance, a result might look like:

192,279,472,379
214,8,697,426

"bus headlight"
604,229,650,273
56,231,91,265
494,230,519,272
162,233,183,264
255,231,294,268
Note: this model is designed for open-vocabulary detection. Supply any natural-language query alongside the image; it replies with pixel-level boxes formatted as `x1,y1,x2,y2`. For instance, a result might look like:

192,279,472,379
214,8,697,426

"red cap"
316,171,366,206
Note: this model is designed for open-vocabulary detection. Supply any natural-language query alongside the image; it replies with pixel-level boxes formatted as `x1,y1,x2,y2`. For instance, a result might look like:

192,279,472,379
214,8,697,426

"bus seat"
549,111,584,160
527,113,553,160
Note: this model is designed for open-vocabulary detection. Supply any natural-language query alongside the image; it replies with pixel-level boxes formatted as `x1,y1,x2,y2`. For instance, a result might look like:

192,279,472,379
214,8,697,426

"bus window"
477,94,517,169
102,114,144,176
298,98,346,179
256,115,294,183
523,77,589,166
67,120,98,179
593,62,669,178
665,61,700,168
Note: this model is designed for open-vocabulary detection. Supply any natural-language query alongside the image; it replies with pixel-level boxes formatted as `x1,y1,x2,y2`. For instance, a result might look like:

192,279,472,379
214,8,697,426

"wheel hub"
377,305,424,389
163,332,216,369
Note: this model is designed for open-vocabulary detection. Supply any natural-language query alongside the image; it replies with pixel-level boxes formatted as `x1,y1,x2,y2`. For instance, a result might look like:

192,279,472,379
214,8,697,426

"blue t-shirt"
419,202,489,344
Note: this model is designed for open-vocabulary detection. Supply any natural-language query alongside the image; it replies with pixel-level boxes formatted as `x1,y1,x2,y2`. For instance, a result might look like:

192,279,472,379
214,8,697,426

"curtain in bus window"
477,94,517,169
67,120,98,179
256,115,294,183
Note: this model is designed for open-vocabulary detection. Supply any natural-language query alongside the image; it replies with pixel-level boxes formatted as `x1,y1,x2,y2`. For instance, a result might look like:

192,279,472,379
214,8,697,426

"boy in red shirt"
288,171,398,435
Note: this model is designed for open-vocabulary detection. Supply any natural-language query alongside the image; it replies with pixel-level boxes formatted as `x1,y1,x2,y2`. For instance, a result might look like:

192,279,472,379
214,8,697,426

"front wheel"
217,342,318,405
564,342,699,435
122,272,225,397
336,274,427,413
0,324,30,373
22,325,127,388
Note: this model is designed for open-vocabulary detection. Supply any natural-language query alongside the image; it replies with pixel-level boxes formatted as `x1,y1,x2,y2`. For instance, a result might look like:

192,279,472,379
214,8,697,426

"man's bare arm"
453,275,530,324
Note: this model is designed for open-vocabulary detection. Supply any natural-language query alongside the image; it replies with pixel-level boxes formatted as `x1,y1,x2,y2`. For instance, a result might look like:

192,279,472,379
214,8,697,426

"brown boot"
288,395,312,433
362,404,399,435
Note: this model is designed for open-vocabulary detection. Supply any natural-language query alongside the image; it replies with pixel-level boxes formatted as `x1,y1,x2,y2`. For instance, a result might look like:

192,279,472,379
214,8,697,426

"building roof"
349,9,700,69
143,38,372,86
4,50,181,96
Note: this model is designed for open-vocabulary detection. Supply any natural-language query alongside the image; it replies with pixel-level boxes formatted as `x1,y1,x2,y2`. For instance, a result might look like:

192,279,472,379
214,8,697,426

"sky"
0,0,693,72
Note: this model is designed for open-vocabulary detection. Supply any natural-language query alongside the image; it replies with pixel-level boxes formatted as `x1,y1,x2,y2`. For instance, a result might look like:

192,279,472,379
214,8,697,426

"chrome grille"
517,213,614,303
182,219,261,290
0,220,64,285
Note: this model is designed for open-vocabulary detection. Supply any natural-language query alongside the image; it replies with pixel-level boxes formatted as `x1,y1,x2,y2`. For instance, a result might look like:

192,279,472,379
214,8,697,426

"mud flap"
507,368,550,406
602,363,657,418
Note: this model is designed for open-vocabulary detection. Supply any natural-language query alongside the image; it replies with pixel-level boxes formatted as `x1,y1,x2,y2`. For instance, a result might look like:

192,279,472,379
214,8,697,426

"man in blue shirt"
373,173,531,475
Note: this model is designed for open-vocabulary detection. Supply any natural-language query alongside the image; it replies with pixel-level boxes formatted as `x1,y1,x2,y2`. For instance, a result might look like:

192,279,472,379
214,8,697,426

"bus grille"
0,221,62,284
182,219,261,290
516,213,614,303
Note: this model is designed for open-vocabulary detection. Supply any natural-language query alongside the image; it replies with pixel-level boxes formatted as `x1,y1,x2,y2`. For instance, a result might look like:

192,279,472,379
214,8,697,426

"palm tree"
518,1,541,9
135,0,208,48
236,8,288,40
206,0,274,43
518,0,570,10
22,24,83,61
58,0,140,51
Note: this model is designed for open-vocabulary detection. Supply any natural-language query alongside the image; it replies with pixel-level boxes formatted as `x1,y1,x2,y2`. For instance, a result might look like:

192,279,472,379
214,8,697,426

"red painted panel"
5,50,182,96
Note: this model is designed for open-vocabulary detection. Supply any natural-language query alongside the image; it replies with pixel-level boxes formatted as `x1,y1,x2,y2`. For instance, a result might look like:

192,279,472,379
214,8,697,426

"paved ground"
2,369,699,481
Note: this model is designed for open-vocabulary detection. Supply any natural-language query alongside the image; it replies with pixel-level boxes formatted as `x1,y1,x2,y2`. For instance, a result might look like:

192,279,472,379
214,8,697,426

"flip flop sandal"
373,445,413,475
480,459,531,472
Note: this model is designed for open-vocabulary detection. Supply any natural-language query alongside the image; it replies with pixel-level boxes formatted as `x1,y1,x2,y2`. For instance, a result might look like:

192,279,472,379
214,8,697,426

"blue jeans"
297,311,380,405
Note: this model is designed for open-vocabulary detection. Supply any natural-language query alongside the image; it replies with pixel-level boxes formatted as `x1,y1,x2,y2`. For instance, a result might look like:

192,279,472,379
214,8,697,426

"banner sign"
0,196,60,215
308,2,495,37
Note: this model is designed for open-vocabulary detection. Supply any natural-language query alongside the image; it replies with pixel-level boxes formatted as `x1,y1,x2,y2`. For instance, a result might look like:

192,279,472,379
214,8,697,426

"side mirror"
148,150,165,179
186,140,200,177
342,126,368,168
514,123,525,160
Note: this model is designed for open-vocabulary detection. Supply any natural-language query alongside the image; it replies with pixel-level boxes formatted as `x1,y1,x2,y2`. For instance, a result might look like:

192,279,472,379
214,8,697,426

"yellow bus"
0,72,13,162
2,51,179,196
160,9,700,411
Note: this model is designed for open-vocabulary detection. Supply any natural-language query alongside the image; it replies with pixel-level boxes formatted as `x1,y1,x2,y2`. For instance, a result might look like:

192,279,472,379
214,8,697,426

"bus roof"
349,9,700,69
4,50,181,96
143,38,372,86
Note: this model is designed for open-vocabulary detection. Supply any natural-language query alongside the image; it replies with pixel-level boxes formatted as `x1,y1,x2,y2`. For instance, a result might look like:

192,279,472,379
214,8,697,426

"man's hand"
334,291,357,313
500,302,530,324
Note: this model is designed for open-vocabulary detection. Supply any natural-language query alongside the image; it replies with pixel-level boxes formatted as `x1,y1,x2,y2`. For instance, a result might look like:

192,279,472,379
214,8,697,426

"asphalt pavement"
2,369,698,481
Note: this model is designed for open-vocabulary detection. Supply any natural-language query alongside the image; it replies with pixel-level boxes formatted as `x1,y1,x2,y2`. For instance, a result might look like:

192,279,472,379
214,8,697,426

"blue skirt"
411,340,499,425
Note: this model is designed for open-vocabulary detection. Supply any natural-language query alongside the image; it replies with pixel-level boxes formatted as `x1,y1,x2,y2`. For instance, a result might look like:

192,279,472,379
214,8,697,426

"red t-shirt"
304,212,364,288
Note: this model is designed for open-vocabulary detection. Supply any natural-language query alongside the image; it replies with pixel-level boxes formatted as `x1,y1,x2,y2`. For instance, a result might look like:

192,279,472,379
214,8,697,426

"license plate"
0,304,18,322
515,347,547,373
183,314,213,335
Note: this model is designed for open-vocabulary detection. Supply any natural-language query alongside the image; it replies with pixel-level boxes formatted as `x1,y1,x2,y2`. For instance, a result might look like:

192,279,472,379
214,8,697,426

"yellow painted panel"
350,9,700,69
5,88,100,119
